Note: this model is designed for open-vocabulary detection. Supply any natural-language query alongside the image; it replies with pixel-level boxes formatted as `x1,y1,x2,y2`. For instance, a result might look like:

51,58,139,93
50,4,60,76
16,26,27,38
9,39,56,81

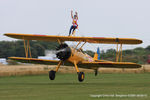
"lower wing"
8,57,73,66
8,57,60,65
78,61,142,69
8,57,141,70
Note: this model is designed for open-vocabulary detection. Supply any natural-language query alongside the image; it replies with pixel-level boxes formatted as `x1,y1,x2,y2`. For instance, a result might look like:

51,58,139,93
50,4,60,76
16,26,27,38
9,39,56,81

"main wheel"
49,70,56,80
78,72,85,82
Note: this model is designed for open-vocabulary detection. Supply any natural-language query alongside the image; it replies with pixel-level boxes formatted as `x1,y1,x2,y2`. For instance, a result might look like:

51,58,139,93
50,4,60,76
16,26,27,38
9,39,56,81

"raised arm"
71,10,73,19
75,11,78,20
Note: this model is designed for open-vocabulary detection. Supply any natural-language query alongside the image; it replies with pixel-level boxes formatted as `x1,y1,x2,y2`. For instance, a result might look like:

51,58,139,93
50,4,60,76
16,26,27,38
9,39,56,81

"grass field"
0,73,149,100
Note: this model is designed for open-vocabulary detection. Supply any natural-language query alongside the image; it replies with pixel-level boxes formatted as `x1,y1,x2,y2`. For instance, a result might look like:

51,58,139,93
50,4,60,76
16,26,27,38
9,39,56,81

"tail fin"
93,47,100,60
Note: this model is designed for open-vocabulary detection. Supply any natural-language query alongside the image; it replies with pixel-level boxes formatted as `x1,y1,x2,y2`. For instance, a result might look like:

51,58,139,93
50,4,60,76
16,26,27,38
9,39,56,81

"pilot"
69,10,78,36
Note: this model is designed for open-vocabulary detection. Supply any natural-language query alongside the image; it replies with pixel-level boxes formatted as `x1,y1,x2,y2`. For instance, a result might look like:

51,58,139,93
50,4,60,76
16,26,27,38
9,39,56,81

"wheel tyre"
78,72,85,82
49,70,56,80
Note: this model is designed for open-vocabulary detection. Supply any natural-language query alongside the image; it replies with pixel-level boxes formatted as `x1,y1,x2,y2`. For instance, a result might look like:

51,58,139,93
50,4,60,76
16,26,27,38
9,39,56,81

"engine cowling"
56,43,71,61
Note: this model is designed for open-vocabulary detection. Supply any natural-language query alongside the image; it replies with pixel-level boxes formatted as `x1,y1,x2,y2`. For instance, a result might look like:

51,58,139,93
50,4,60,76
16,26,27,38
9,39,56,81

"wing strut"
57,39,61,44
75,41,86,50
75,41,82,49
116,43,123,62
23,39,32,58
79,42,86,50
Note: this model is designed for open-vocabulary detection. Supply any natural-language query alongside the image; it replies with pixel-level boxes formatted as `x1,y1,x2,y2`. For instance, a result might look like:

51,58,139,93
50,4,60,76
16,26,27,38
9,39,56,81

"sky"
0,0,150,51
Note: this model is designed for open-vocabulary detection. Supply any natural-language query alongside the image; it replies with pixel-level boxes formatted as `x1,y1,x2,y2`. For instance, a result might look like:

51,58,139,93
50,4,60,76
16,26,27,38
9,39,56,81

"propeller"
55,43,72,61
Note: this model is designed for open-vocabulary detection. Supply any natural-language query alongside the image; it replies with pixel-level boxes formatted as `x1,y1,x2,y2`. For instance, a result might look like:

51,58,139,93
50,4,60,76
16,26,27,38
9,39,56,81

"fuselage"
67,47,94,64
55,43,94,64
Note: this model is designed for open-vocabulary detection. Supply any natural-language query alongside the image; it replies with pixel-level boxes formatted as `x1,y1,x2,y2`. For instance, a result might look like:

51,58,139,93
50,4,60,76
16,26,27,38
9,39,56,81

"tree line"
86,46,150,64
0,41,58,58
0,40,150,64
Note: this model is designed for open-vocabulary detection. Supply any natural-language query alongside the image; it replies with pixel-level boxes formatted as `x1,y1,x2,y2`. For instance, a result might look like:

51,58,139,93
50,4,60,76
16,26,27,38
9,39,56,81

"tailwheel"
49,70,56,80
78,72,85,82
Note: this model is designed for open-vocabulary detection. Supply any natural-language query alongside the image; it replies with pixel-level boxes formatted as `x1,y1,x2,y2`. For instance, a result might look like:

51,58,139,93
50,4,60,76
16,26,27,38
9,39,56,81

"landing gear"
78,72,85,82
49,61,62,80
49,60,85,82
49,70,56,80
95,69,98,76
74,61,85,82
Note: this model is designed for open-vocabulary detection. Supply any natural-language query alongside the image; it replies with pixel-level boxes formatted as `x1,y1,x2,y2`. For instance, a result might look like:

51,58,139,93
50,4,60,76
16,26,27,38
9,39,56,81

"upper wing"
4,33,142,44
78,61,142,69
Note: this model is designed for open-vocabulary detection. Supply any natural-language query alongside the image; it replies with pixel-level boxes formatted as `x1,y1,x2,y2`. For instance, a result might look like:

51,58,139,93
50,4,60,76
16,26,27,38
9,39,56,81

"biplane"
4,33,143,82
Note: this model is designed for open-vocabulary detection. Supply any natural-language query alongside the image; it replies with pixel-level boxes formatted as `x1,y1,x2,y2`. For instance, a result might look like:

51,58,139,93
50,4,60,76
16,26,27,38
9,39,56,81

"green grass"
0,73,150,100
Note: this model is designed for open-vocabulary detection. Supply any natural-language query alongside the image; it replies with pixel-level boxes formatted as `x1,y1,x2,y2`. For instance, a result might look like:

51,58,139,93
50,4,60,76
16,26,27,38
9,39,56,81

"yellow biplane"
4,33,142,82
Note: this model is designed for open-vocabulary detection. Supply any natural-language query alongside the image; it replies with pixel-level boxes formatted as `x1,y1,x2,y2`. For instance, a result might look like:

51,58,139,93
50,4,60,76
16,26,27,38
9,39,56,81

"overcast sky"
0,0,150,51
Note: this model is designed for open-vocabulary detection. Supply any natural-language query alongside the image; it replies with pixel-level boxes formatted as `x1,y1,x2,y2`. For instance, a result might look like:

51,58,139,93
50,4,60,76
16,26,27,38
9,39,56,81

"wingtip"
139,40,143,44
4,33,8,36
4,33,12,36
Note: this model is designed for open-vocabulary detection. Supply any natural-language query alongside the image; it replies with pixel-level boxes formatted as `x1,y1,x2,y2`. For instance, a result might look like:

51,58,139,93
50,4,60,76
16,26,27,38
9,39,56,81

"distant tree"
123,50,133,55
0,40,58,58
84,50,94,57
146,46,150,51
33,43,45,56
